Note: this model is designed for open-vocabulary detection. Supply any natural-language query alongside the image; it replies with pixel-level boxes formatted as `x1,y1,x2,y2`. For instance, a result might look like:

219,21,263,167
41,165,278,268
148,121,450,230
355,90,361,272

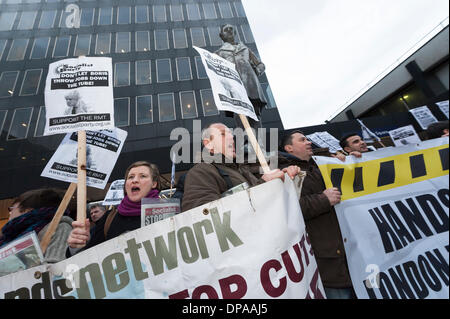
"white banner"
388,125,421,147
41,128,127,190
0,177,325,299
409,106,438,130
194,46,258,121
307,131,342,153
44,57,114,135
102,180,125,206
314,137,449,299
436,100,449,119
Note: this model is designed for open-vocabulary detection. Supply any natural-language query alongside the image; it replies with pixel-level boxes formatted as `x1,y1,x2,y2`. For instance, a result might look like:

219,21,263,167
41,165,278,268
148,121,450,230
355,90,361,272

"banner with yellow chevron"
314,137,449,299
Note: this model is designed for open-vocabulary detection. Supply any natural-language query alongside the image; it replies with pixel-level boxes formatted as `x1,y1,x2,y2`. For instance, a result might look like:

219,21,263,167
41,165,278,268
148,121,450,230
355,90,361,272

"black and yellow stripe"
317,144,449,201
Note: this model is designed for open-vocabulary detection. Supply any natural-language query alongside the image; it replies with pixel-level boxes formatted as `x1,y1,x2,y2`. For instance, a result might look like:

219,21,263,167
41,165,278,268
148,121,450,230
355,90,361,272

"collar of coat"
219,42,247,53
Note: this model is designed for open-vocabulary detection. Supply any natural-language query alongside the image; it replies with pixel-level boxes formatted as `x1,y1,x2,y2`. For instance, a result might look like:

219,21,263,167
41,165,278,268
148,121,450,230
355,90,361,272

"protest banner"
43,57,114,136
388,125,422,147
314,137,449,299
41,128,128,190
141,198,180,227
436,100,449,119
194,46,269,173
0,176,325,299
102,180,125,206
409,106,438,130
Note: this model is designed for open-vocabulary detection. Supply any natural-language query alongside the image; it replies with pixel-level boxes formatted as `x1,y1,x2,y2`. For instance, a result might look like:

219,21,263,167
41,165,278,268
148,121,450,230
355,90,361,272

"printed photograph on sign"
388,125,422,147
193,46,258,121
41,128,128,189
44,57,114,135
409,105,438,130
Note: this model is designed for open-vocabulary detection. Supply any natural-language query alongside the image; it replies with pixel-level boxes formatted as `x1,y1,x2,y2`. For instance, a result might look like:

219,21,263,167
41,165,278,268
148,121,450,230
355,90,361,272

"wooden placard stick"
238,114,270,174
40,183,77,254
77,130,87,222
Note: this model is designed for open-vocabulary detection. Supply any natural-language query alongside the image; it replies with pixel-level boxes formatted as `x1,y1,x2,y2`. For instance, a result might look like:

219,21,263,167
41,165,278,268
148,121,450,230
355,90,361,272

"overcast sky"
242,0,449,129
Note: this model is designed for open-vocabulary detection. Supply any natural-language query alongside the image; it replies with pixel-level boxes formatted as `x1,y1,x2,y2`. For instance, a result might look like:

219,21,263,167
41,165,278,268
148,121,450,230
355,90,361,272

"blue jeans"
324,287,356,299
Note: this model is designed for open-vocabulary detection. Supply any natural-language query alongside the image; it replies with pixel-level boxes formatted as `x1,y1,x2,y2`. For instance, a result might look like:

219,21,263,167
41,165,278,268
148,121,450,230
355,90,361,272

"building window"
195,56,207,79
0,110,7,134
74,34,91,56
173,29,187,49
17,11,37,30
180,91,198,119
136,31,150,52
116,32,130,53
135,5,149,23
117,6,131,24
153,5,166,23
241,25,255,43
201,89,219,116
0,39,6,60
114,62,130,87
261,83,277,109
176,57,192,81
30,37,50,59
95,33,111,55
7,39,29,61
202,3,217,19
234,2,246,17
207,26,222,46
135,60,151,85
53,36,70,57
158,93,175,122
170,4,184,22
156,59,172,83
218,2,233,18
0,71,19,98
191,28,206,47
136,95,153,125
34,106,46,137
20,69,42,96
98,7,112,25
0,12,16,31
7,107,33,141
186,3,201,21
155,30,169,50
39,10,57,29
80,8,95,26
114,98,129,127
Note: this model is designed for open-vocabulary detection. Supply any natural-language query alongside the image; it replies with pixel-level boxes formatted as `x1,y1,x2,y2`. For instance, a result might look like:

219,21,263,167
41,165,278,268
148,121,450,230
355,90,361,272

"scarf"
117,189,160,217
0,207,67,248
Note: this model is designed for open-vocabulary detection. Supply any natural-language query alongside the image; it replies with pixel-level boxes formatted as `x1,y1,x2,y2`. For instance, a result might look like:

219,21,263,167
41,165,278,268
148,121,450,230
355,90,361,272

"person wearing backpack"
181,123,300,212
66,161,161,257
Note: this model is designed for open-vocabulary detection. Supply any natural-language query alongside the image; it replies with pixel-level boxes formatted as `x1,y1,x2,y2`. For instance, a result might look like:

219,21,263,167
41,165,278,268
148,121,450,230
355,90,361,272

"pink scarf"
117,189,160,216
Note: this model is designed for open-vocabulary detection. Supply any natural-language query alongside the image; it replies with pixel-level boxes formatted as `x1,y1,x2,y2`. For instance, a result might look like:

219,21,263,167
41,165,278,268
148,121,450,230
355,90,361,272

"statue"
215,24,267,149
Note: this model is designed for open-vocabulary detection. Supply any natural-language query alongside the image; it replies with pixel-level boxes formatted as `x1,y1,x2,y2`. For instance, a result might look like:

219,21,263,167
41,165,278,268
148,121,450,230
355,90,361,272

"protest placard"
0,232,44,278
409,106,439,130
141,198,180,227
436,100,449,119
314,137,449,299
102,180,125,206
388,125,422,147
0,176,325,299
193,46,257,122
41,128,127,190
44,57,114,135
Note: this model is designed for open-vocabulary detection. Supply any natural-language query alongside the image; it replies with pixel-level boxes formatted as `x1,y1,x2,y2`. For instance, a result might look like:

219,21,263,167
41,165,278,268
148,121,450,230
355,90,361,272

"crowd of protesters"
0,119,448,299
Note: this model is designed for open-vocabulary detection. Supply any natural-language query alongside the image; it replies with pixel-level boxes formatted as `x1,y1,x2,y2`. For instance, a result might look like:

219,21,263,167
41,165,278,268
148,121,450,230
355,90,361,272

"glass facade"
0,0,281,200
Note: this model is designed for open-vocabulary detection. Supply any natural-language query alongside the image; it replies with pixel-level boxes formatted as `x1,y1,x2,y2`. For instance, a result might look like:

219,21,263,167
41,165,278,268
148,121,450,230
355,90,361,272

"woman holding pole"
66,161,161,256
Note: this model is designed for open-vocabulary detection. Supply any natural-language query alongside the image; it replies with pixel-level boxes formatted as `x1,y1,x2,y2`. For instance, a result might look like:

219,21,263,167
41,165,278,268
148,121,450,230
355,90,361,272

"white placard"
436,100,449,119
409,106,438,130
41,128,127,190
102,180,125,206
388,125,422,147
194,46,258,121
44,57,114,135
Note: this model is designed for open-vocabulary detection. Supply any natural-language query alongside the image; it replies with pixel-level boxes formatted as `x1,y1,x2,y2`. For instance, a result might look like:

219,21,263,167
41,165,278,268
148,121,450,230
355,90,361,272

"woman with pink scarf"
66,161,160,257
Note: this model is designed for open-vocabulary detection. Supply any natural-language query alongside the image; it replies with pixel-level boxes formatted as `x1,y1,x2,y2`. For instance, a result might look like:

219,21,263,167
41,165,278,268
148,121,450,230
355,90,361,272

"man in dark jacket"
181,123,299,212
279,130,355,299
